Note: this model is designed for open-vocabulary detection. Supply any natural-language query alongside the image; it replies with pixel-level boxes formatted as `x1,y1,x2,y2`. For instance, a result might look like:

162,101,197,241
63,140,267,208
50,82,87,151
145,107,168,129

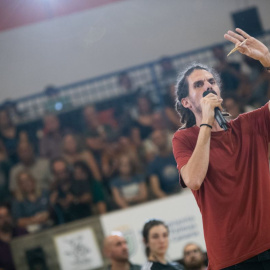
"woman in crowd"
61,133,102,181
110,153,148,209
142,219,184,270
69,161,107,219
12,170,51,232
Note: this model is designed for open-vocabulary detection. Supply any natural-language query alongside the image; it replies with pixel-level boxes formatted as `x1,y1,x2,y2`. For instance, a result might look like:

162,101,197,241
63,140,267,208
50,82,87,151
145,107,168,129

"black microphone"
202,89,228,131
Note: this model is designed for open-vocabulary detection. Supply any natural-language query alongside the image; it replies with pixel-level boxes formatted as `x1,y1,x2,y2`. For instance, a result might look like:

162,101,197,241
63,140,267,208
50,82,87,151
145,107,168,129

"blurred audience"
212,44,247,94
0,140,11,204
12,171,51,233
183,243,207,270
223,93,245,120
143,111,173,162
83,105,116,165
70,161,106,217
243,55,270,107
50,158,106,223
148,130,180,198
39,114,63,160
110,153,148,209
62,133,102,181
163,84,180,131
50,158,75,223
103,231,141,270
131,94,156,140
9,142,51,193
159,57,177,87
0,203,27,270
0,108,28,165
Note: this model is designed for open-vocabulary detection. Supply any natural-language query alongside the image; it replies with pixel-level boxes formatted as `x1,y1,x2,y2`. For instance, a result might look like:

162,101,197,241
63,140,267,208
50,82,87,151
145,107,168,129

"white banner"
54,227,103,270
100,190,206,264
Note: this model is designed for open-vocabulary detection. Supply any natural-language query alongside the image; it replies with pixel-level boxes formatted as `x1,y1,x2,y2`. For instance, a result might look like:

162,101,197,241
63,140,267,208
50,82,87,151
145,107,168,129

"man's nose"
204,80,213,90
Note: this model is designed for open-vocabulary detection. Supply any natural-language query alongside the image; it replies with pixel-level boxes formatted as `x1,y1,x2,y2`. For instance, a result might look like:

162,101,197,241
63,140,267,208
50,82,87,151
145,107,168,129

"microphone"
202,89,228,131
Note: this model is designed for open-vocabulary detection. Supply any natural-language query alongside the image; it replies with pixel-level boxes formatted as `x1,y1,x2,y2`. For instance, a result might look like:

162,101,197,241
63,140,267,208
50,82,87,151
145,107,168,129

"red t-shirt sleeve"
233,102,270,142
172,129,195,188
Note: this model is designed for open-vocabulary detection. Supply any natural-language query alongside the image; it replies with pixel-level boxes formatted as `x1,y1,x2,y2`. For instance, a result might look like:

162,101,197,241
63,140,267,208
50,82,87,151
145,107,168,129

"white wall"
1,0,270,101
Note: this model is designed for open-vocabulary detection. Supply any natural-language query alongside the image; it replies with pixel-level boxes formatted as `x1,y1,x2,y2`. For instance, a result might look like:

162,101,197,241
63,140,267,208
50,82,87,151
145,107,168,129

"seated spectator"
0,203,27,270
131,94,156,140
50,158,75,223
50,158,106,223
39,114,63,160
70,161,106,218
0,108,28,165
183,243,207,270
163,84,181,131
110,153,148,209
62,133,101,181
147,130,180,198
101,132,144,189
9,142,51,193
83,105,116,165
143,111,174,162
103,231,141,270
0,140,11,204
12,171,51,232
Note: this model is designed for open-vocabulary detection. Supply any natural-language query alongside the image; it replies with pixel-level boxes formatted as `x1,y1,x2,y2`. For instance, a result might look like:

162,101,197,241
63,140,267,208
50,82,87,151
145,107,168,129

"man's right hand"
200,93,223,126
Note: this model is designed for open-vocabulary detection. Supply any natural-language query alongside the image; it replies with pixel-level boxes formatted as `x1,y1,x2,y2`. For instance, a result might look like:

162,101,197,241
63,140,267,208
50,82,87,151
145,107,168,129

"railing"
4,30,270,124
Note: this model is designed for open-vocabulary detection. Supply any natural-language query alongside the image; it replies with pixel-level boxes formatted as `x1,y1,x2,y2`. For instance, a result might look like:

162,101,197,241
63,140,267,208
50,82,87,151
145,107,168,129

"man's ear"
181,97,192,109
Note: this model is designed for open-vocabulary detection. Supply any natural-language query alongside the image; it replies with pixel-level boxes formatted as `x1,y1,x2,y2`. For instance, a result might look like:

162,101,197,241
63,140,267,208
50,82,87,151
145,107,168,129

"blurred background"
0,0,270,269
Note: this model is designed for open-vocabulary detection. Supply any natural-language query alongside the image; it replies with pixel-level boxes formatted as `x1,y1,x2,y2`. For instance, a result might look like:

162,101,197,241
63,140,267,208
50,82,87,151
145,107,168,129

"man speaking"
172,28,270,270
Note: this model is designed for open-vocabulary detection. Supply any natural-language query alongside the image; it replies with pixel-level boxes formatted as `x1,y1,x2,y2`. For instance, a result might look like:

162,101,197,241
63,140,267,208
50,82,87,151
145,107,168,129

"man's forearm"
181,127,211,190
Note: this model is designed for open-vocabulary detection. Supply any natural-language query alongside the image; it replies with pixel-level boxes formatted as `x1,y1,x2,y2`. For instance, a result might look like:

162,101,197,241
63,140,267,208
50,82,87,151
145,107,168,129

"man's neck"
111,260,130,270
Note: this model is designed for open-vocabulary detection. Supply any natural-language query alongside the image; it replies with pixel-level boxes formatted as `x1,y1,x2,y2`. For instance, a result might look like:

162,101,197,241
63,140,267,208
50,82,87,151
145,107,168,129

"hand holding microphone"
202,89,228,131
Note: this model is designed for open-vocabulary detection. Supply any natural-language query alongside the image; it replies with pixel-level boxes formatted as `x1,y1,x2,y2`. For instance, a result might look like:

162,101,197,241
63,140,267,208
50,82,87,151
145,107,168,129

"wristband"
266,67,270,71
200,123,212,129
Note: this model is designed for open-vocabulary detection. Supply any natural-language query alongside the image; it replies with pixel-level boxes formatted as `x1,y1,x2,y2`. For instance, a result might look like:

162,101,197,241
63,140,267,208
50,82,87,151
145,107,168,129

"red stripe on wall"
0,0,124,32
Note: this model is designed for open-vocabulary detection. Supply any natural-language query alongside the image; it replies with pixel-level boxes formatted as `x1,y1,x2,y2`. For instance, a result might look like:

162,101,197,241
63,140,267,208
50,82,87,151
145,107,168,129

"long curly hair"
175,63,222,128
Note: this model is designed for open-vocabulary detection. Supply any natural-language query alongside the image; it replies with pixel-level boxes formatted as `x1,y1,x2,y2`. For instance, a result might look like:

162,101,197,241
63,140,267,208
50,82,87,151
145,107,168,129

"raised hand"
224,28,270,67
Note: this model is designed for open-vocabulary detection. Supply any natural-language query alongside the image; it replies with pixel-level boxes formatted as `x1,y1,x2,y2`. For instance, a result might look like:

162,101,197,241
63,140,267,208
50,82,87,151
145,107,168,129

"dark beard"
0,221,14,234
186,259,204,270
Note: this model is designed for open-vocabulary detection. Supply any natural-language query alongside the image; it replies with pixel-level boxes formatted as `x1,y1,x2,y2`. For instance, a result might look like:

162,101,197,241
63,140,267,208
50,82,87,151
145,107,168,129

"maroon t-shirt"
172,103,270,270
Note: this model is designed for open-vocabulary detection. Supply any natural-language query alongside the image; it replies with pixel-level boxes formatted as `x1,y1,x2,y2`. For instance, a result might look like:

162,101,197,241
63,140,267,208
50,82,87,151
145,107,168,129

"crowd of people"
0,37,270,269
103,219,207,270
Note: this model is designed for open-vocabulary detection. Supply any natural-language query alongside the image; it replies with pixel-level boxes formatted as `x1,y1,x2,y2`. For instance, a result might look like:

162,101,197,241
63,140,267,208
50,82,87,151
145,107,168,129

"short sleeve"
172,130,196,188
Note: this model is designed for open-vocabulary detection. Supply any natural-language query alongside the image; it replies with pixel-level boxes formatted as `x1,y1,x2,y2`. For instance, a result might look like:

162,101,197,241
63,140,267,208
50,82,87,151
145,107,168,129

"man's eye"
209,80,216,85
195,81,203,88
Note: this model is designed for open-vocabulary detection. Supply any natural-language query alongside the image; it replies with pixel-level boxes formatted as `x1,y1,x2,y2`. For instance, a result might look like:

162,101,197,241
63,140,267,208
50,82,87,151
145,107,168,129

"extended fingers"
227,30,245,42
236,28,251,39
